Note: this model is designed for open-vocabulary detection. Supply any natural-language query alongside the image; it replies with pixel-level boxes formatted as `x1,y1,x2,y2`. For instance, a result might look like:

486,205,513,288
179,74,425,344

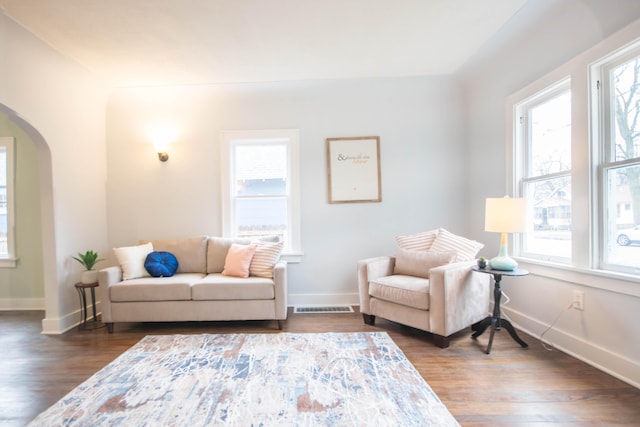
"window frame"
0,136,16,268
592,44,640,275
507,31,640,283
504,23,640,294
220,129,302,262
513,78,572,264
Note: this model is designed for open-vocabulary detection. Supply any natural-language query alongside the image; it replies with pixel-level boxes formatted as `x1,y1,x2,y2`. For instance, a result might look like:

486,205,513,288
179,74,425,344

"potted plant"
477,257,487,269
73,250,104,284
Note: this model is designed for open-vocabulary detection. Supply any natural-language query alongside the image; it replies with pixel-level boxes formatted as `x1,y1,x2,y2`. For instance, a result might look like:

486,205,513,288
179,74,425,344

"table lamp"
485,196,526,271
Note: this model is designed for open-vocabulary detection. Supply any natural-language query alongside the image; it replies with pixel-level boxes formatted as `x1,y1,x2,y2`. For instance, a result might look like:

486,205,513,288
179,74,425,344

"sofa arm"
428,261,490,337
98,266,122,323
357,256,395,314
273,260,288,320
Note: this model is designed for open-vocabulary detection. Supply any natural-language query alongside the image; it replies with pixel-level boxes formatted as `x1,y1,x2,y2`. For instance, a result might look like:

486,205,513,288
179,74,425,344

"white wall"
0,13,110,332
461,0,640,388
106,76,468,304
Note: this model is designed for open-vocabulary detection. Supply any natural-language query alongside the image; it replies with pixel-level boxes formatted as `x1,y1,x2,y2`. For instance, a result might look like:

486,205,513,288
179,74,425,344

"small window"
0,137,16,266
220,130,301,259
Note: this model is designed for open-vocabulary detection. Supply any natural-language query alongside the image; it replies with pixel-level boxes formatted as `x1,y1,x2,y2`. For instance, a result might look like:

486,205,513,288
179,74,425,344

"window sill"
281,252,304,264
516,257,640,298
0,258,18,268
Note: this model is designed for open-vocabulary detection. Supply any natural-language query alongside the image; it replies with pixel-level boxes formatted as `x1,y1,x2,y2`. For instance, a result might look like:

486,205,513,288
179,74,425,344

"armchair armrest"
98,266,122,323
357,256,395,314
429,261,490,336
273,260,288,320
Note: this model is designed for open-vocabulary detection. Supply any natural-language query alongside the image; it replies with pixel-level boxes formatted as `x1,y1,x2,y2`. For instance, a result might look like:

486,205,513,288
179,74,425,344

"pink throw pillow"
222,243,257,278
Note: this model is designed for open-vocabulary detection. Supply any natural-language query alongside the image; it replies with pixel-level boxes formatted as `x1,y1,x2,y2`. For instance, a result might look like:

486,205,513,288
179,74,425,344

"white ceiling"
0,0,529,87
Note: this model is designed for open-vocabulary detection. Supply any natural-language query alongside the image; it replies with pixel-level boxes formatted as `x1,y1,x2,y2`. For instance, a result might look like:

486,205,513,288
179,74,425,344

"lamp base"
489,255,518,271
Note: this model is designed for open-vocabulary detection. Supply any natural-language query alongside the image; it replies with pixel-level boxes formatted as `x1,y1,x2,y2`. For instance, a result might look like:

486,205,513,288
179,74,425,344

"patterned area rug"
29,332,459,426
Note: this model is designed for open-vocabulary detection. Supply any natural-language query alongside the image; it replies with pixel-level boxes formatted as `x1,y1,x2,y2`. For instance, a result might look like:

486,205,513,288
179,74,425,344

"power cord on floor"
499,289,574,351
539,302,575,351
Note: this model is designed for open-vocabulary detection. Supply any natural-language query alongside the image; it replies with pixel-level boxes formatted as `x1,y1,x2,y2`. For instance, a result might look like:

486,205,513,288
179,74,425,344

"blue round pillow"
144,251,179,277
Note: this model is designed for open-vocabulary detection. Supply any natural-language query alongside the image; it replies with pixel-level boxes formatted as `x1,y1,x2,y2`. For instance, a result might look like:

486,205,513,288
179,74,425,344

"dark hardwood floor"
2,309,639,426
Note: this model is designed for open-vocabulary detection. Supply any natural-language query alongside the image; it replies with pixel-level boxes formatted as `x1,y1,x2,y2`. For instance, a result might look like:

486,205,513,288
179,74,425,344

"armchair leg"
106,322,114,333
362,313,376,326
432,334,450,348
276,319,284,330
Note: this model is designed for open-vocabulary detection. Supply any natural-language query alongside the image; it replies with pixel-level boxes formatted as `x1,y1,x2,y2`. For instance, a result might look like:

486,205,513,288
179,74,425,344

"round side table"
74,282,104,330
471,267,529,354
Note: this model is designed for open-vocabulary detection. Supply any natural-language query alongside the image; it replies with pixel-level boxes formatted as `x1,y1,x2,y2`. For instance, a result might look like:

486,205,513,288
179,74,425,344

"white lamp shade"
485,197,526,233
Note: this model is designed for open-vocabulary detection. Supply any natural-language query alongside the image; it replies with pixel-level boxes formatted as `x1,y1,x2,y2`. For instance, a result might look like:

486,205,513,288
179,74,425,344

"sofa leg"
276,320,283,330
106,322,114,333
362,313,376,326
432,334,450,348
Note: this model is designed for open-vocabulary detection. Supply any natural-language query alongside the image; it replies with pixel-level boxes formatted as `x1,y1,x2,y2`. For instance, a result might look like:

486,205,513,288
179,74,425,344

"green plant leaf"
72,250,104,271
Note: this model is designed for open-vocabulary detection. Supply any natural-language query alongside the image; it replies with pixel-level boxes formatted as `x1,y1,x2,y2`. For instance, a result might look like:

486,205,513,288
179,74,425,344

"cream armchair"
357,229,491,348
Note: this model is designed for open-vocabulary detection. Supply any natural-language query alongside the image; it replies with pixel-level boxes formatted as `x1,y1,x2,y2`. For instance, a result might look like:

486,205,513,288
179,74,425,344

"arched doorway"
0,103,58,327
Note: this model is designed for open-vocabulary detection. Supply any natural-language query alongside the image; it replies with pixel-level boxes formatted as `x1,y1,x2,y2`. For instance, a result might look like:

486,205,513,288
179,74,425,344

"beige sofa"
358,228,491,348
98,236,287,332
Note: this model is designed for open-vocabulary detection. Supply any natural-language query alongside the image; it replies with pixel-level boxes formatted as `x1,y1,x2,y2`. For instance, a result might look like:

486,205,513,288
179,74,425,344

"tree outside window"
602,55,640,271
517,83,572,262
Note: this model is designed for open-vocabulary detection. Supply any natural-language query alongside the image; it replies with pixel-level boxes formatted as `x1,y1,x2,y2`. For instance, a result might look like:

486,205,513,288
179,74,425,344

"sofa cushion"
207,237,253,274
141,236,208,274
250,240,284,278
222,244,257,278
113,242,154,280
393,249,456,278
395,229,439,251
144,251,179,277
109,273,205,302
430,228,484,262
207,235,281,274
369,275,430,310
192,274,276,300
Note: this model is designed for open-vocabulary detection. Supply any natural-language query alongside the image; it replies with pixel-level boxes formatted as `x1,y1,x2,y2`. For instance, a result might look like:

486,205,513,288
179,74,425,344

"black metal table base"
472,317,528,354
75,283,105,331
471,269,528,354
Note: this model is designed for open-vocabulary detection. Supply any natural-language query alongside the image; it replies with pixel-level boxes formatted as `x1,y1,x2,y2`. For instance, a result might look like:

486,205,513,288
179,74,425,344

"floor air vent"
294,306,354,314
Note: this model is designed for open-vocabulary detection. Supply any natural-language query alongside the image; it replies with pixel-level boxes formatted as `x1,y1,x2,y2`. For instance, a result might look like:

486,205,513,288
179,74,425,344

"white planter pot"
81,270,99,284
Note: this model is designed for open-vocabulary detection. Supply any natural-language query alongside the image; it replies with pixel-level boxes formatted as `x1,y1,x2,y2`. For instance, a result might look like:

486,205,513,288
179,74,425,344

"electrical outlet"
572,290,584,311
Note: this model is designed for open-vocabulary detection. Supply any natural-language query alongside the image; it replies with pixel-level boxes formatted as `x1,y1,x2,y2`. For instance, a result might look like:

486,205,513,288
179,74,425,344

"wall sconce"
153,141,170,162
148,123,177,163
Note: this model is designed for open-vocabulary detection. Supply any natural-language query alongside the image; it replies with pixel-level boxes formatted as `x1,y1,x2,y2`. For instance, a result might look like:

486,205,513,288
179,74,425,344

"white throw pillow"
430,228,484,262
393,248,457,278
113,242,154,280
395,229,439,251
250,240,284,278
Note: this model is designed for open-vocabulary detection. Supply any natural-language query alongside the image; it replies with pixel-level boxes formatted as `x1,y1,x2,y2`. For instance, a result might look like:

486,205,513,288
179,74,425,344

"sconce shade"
485,197,526,233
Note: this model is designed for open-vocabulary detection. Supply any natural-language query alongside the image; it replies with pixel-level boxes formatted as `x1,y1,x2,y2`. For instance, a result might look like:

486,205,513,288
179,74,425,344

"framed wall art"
326,136,381,203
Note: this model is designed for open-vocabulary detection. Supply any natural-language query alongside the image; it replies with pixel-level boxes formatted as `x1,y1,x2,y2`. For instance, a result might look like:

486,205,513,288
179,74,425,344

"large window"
514,80,572,263
0,137,15,267
220,130,301,259
511,35,640,278
596,49,640,274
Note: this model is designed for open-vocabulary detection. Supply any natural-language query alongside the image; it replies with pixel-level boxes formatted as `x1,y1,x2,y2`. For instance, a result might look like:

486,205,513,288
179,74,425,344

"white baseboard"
504,306,640,390
41,301,101,335
288,292,359,307
0,297,45,311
